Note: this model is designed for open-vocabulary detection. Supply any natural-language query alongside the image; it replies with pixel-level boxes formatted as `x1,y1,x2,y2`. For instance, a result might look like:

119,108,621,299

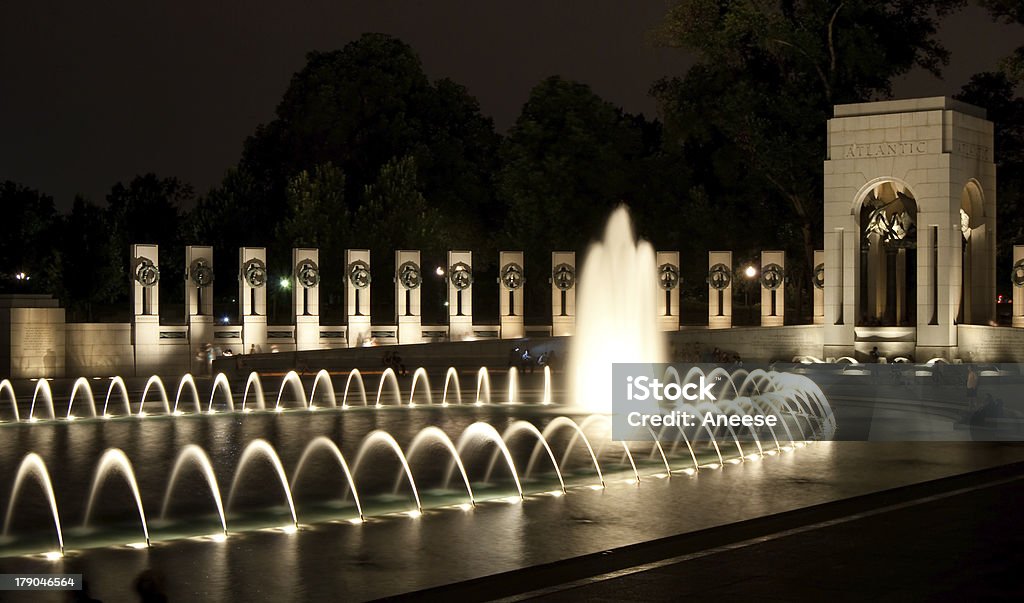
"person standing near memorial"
966,366,980,410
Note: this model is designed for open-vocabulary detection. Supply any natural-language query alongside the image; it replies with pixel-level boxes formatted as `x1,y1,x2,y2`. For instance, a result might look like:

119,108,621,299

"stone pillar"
346,249,372,347
185,246,214,368
499,251,525,339
292,248,320,351
813,250,825,325
1014,245,1024,328
239,247,268,354
823,97,995,360
707,251,732,329
551,251,576,337
130,244,160,374
656,251,680,331
395,250,423,344
760,251,785,327
447,250,474,341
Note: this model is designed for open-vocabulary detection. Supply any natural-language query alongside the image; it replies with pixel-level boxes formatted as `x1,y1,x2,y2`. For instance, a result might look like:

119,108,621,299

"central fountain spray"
570,206,666,413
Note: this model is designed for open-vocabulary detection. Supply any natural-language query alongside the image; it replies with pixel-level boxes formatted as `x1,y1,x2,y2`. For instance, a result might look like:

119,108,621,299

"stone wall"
957,325,1024,363
668,325,824,362
0,301,66,378
65,323,135,377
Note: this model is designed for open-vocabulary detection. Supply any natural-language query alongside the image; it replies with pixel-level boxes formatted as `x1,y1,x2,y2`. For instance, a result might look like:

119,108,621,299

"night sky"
1,1,1020,210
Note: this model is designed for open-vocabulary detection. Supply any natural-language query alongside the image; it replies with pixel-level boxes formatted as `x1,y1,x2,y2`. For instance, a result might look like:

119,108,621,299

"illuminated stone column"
130,243,161,373
239,247,268,353
499,251,525,339
345,249,372,347
656,251,680,331
707,251,732,329
1014,245,1024,328
395,250,423,344
447,250,474,341
185,246,214,367
760,250,785,327
292,248,320,351
813,250,825,325
551,251,576,337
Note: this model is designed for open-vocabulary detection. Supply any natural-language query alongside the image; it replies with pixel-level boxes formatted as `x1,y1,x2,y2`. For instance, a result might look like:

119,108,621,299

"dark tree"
241,33,501,252
106,174,193,322
56,197,123,321
0,181,60,293
955,71,1024,298
653,0,966,312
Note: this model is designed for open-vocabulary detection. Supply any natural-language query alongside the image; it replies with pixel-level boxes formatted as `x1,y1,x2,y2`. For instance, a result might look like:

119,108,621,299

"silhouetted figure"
134,569,168,603
520,348,534,373
869,346,880,363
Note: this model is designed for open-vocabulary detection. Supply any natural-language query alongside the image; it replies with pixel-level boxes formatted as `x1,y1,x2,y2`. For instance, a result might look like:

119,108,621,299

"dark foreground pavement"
386,461,1024,602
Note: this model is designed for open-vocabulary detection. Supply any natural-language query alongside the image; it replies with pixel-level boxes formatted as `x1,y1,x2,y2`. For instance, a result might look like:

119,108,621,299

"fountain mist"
570,206,665,412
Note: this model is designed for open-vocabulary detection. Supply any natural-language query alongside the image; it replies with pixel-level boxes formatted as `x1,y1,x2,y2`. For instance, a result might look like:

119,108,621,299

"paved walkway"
388,461,1024,601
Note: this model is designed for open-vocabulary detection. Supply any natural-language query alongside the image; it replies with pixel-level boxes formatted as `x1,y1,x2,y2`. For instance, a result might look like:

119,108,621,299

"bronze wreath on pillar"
707,263,731,290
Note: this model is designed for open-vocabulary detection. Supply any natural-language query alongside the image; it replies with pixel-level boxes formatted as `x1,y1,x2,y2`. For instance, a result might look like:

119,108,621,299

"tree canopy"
652,0,966,292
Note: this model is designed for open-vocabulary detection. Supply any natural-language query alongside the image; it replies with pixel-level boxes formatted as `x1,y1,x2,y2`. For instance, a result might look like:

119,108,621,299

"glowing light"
546,490,564,497
726,458,742,465
406,510,422,518
348,518,364,525
275,407,284,413
589,484,604,491
681,468,697,475
44,551,63,561
172,410,184,417
746,454,762,461
137,411,147,418
28,417,39,423
127,542,148,549
458,503,473,511
279,278,291,290
242,408,252,414
435,267,444,276
504,496,522,504
744,265,757,278
102,414,111,420
67,415,77,421
209,533,227,543
308,404,318,411
280,525,298,534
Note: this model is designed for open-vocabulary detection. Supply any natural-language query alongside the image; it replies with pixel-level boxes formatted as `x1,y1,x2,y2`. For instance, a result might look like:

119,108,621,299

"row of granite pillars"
131,247,593,371
131,243,820,369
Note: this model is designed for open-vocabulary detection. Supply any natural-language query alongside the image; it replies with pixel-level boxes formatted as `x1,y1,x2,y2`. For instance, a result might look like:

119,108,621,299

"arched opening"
958,180,988,324
857,181,918,327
